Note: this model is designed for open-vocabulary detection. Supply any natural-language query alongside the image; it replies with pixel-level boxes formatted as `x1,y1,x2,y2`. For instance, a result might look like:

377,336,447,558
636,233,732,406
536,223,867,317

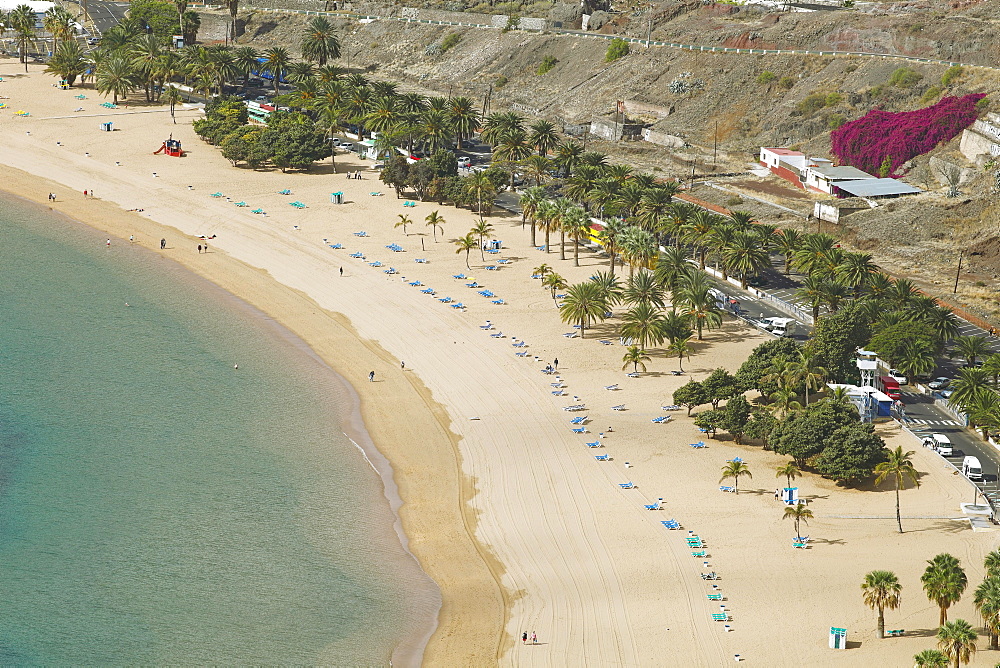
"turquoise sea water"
0,196,438,665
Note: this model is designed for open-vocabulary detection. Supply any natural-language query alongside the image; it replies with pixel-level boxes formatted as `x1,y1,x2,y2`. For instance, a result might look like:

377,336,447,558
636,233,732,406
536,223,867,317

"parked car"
940,388,954,400
457,156,472,168
339,142,354,152
928,377,951,390
888,369,908,385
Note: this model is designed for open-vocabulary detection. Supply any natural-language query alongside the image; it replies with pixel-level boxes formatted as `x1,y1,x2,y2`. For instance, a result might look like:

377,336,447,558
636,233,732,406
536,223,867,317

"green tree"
807,300,873,383
736,338,800,394
949,368,991,412
527,119,559,156
783,501,813,538
261,46,291,95
922,554,969,627
771,400,857,466
936,619,977,668
873,445,920,533
724,230,772,288
862,570,902,639
719,395,752,444
464,171,496,223
813,423,888,482
694,409,724,438
605,37,630,62
542,273,568,304
623,270,665,308
621,345,651,373
784,349,828,406
744,409,779,448
719,460,752,494
768,386,802,418
45,40,90,88
453,233,477,269
471,221,494,261
673,380,707,417
96,55,138,105
896,338,938,383
621,303,667,350
563,205,592,267
702,368,740,409
395,214,412,235
559,282,609,338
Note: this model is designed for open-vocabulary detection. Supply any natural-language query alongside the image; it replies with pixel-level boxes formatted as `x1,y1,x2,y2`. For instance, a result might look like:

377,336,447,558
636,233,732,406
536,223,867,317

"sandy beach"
4,66,1000,665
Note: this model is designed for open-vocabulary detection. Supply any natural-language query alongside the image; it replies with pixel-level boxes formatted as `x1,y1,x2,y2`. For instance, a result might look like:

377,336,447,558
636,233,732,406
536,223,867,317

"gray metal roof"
835,179,922,197
809,164,875,180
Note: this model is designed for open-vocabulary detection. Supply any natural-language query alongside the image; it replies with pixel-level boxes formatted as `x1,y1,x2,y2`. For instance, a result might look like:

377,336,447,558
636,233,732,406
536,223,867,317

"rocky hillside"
198,0,1000,318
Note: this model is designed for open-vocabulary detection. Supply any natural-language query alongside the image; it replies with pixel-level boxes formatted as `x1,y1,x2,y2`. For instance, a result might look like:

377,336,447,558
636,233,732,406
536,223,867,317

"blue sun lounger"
692,550,707,557
572,427,587,434
353,231,368,237
569,416,587,424
719,486,734,493
349,252,364,258
595,454,609,461
451,302,465,309
415,258,427,263
453,273,466,279
328,243,343,249
586,441,601,448
662,519,681,529
421,287,435,294
278,189,291,195
690,441,706,448
619,482,634,489
438,297,452,303
492,299,505,305
369,261,382,267
644,499,661,510
408,280,422,286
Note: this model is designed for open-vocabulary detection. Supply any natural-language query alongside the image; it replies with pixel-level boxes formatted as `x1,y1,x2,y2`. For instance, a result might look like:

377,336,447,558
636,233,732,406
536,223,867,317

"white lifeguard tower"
856,358,878,422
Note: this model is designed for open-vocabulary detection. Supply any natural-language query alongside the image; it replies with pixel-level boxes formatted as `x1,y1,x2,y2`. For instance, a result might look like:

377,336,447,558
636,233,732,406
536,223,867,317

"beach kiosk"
829,626,847,649
100,121,113,132
781,488,799,505
330,191,344,204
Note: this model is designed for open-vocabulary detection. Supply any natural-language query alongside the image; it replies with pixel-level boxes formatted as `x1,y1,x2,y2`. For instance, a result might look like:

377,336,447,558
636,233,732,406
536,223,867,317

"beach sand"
4,66,1000,666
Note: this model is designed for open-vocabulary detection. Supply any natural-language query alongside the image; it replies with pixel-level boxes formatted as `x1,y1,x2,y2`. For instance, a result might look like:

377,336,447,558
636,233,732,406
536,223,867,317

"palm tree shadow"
901,628,941,638
901,520,968,534
809,537,846,546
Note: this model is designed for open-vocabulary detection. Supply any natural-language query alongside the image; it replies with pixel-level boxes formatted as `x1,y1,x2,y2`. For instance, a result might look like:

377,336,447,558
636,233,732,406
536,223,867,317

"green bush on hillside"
797,93,828,116
825,92,842,106
605,38,630,63
778,76,795,90
941,65,963,87
920,85,942,104
537,55,558,75
827,113,847,130
889,67,922,88
440,32,462,52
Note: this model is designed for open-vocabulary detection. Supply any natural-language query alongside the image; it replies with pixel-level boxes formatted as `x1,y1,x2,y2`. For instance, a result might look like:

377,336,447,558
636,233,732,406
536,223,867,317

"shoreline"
0,170,507,665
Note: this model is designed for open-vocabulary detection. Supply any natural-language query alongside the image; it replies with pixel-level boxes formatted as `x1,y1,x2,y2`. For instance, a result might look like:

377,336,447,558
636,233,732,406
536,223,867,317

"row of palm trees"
863,548,1000,666
3,4,77,72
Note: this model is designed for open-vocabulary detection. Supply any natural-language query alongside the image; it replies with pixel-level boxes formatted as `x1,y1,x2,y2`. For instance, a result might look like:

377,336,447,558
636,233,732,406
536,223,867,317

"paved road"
63,0,129,37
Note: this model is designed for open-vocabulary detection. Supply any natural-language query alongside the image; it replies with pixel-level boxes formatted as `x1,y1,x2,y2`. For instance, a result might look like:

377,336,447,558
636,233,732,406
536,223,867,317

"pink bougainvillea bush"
830,94,985,176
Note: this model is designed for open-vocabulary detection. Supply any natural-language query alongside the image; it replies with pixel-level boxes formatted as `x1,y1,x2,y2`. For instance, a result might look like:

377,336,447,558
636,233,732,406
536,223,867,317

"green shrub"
797,92,827,115
440,32,462,52
825,92,842,106
878,155,892,178
778,76,795,90
494,75,508,89
537,55,558,75
845,64,857,73
941,65,963,87
889,67,922,88
605,38,629,62
502,14,520,33
756,71,776,84
920,85,942,103
827,113,846,130
976,96,990,112
868,84,884,98
842,0,854,6
725,195,743,206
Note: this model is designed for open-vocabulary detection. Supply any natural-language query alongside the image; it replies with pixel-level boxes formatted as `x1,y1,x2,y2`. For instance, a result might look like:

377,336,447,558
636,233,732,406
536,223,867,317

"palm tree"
621,345,651,373
598,218,630,277
873,446,920,534
796,275,827,322
675,275,724,340
861,570,901,639
163,85,183,124
719,460,752,494
792,233,837,276
533,263,553,280
446,96,479,149
233,46,260,90
590,270,624,307
9,4,37,72
723,230,771,288
818,278,850,313
785,349,827,405
783,501,813,537
480,111,524,146
261,46,291,95
773,229,802,275
775,462,800,490
43,5,77,50
301,17,340,65
623,270,666,309
986,550,1000,579
836,251,879,295
395,214,412,235
936,619,977,668
542,273,568,304
453,233,477,269
654,246,693,299
683,210,719,270
424,211,445,242
553,139,583,176
45,40,90,88
559,282,609,338
922,554,968,627
949,368,991,412
562,206,592,267
913,649,950,668
464,171,496,223
528,119,559,155
965,390,1000,440
637,188,674,232
768,386,801,417
621,303,667,349
974,576,1000,650
953,335,990,368
521,154,552,187
471,221,494,261
96,56,137,104
618,228,658,278
896,339,937,384
667,334,692,372
519,186,545,245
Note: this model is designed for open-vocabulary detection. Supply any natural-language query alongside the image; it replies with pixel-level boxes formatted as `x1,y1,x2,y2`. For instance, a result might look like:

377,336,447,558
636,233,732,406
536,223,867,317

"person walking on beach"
531,631,537,645
197,244,202,254
160,238,166,250
129,235,134,243
522,632,528,645
369,370,375,382
203,242,208,253
553,358,559,370
83,190,87,198
340,267,343,277
401,360,405,369
106,239,111,248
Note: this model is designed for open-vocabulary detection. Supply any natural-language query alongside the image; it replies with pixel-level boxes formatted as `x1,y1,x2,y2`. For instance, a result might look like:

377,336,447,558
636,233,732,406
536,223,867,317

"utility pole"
953,250,964,294
646,15,652,48
713,120,718,168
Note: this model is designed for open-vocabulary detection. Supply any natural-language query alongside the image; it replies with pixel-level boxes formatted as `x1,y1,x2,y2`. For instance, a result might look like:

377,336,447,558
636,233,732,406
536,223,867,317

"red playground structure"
154,138,184,157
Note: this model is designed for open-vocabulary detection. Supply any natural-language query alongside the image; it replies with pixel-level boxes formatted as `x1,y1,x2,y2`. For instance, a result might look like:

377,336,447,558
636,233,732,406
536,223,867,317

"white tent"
0,0,56,12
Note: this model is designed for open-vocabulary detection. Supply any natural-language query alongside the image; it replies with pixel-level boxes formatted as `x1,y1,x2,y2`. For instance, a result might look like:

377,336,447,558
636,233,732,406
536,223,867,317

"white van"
963,456,983,481
928,433,953,456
